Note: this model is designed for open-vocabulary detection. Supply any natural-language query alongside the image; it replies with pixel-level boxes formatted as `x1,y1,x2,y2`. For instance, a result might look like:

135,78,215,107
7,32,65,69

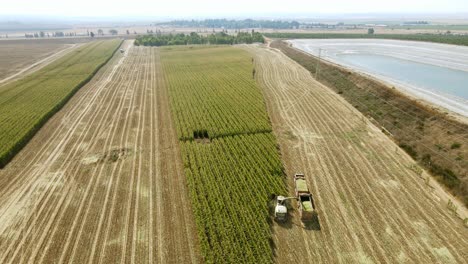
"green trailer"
294,173,316,222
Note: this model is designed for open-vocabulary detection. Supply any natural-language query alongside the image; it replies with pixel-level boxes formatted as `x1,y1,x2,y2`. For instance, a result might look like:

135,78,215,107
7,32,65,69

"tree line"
156,19,300,29
134,31,264,46
23,29,123,38
24,31,71,38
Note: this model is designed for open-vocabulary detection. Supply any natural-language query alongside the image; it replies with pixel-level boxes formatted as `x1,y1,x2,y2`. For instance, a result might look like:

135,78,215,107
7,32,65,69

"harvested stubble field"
243,44,468,263
0,40,201,263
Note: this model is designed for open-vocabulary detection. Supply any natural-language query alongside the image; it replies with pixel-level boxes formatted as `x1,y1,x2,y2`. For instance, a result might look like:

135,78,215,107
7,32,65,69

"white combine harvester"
274,195,297,222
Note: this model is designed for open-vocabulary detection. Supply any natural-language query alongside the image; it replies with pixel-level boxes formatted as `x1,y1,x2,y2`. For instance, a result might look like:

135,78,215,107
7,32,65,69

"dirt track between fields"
244,45,468,263
0,41,201,263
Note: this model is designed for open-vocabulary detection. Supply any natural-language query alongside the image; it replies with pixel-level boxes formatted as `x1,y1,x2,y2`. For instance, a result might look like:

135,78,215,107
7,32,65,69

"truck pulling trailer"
294,173,316,222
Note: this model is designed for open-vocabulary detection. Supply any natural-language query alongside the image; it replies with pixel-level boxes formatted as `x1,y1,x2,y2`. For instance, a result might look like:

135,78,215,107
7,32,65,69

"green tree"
135,31,264,46
368,28,375,34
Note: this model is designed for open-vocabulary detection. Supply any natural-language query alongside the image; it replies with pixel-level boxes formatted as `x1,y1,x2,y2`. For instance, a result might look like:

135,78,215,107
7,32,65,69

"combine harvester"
274,173,317,224
274,195,297,222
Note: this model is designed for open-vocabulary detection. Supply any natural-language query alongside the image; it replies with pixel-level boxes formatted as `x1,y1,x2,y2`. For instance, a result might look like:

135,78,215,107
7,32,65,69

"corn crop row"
162,46,272,140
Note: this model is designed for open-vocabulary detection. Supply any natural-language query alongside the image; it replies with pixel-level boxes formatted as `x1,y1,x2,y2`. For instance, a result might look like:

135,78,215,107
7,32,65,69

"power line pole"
315,48,322,80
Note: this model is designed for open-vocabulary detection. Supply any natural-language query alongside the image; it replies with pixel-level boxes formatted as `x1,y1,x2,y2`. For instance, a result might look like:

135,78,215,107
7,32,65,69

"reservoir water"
338,53,468,100
289,39,468,117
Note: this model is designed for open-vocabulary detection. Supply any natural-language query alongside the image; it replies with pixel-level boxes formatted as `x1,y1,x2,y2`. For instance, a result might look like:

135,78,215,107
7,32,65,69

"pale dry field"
0,38,93,82
244,45,468,263
0,40,201,263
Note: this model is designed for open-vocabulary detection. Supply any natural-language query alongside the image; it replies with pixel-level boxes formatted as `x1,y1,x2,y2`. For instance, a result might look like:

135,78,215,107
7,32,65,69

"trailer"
294,173,316,222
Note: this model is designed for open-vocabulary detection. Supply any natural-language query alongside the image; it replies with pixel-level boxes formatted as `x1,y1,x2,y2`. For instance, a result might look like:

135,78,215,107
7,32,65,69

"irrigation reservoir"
289,39,468,117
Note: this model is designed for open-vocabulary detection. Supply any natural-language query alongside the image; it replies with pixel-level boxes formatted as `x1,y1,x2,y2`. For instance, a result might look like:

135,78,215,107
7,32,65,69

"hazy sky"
1,0,467,17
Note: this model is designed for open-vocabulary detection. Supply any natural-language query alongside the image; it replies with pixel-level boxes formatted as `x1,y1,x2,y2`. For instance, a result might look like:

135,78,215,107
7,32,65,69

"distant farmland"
0,38,92,81
0,39,121,167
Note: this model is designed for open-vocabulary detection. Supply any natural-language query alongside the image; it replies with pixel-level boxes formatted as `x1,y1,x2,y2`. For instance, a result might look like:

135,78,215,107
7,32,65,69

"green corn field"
161,45,286,263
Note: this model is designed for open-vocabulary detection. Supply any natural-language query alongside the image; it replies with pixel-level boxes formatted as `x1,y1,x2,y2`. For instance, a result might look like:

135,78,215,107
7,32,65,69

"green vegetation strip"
0,39,122,167
264,33,468,47
271,40,468,206
391,25,468,31
135,32,264,46
161,46,286,263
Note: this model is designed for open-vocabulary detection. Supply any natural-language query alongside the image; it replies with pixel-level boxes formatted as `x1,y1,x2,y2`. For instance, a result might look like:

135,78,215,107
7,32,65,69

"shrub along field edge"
135,31,264,46
0,39,123,168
